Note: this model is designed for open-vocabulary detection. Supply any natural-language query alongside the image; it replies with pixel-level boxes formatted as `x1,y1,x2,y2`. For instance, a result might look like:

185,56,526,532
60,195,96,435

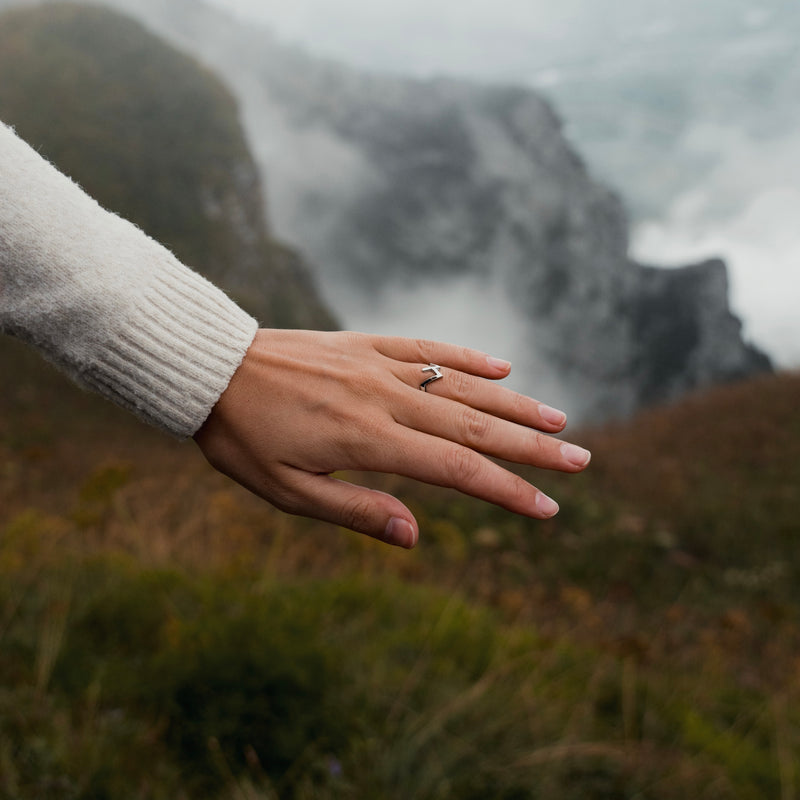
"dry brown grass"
3,344,800,797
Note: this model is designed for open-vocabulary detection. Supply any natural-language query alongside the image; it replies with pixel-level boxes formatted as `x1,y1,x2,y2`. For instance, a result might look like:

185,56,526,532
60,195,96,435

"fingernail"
560,442,591,468
536,492,560,517
539,403,567,427
487,356,511,372
385,517,417,548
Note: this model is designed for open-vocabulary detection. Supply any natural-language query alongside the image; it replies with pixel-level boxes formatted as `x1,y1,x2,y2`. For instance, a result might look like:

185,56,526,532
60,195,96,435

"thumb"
286,471,419,548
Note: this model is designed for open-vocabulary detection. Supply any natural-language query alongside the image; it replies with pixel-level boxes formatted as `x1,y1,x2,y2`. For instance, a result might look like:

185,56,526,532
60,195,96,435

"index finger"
370,335,512,380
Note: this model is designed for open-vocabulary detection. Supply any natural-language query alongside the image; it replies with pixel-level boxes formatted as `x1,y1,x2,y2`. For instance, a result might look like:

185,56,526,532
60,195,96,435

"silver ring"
420,364,443,391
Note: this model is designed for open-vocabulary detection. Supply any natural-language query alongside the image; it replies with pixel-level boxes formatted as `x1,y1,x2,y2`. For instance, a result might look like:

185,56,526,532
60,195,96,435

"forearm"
0,121,257,437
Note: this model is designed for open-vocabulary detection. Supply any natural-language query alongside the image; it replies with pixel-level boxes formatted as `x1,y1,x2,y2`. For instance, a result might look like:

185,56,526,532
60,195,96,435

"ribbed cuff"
81,256,258,438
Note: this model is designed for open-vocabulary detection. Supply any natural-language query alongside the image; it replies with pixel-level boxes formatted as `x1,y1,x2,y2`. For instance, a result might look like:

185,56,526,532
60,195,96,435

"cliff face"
0,0,771,420
0,3,336,331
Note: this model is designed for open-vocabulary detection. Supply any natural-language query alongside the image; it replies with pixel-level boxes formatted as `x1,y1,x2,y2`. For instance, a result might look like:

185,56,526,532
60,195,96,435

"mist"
209,0,800,370
325,271,579,416
632,124,800,367
0,0,787,407
234,70,576,414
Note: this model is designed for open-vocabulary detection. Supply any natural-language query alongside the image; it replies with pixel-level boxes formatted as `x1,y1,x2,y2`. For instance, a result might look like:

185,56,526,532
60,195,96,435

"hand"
193,329,591,548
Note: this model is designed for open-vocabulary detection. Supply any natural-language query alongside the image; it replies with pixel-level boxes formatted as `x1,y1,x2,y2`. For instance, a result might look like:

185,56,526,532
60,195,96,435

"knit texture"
0,121,259,437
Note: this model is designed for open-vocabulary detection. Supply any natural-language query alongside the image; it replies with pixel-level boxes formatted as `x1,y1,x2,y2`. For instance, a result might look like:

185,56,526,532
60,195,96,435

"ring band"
420,364,443,391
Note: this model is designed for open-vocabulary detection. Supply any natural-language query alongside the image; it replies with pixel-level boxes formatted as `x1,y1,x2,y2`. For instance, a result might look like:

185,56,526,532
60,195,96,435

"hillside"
0,3,336,330
2,329,800,796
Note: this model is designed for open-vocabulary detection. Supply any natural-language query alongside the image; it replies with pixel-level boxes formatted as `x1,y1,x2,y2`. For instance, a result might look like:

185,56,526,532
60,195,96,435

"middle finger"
395,383,590,472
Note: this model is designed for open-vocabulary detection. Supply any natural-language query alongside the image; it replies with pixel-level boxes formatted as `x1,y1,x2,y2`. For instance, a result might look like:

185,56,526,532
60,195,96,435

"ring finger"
403,361,569,435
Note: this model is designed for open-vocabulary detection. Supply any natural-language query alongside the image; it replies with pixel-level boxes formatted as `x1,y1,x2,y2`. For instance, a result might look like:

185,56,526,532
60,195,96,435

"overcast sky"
205,0,775,81
207,0,594,80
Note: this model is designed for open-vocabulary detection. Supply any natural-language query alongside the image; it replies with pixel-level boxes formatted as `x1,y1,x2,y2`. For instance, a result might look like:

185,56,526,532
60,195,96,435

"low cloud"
632,123,800,367
328,273,579,419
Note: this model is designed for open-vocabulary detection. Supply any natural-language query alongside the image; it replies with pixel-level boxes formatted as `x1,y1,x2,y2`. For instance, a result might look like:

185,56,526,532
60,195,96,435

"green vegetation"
1,333,800,798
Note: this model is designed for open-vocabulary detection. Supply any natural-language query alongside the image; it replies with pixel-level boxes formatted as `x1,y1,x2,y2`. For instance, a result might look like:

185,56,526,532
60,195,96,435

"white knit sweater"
0,122,259,437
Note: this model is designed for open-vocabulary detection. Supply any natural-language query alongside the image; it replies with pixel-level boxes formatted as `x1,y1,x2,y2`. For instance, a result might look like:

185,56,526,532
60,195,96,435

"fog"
632,125,800,367
1,0,793,375
209,0,800,369
208,0,776,82
234,80,575,411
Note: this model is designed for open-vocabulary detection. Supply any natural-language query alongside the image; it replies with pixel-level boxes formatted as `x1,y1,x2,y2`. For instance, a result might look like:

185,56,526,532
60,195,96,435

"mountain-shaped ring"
420,364,444,391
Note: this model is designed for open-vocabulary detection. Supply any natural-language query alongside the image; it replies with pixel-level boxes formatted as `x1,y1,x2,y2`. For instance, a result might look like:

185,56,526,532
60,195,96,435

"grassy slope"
0,3,335,329
2,331,800,796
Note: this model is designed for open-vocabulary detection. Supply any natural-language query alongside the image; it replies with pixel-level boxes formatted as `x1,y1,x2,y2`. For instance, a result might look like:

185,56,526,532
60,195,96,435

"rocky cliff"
0,0,771,420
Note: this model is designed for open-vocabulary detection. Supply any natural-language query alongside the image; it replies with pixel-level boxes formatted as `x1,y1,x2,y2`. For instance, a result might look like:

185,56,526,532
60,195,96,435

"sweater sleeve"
0,121,259,438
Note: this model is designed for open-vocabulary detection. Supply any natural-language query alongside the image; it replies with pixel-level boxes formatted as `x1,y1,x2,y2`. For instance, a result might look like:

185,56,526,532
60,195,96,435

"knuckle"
340,330,365,348
413,338,437,362
528,431,551,463
443,445,484,486
340,495,376,533
504,474,534,511
457,344,475,366
449,370,473,399
457,406,493,444
508,390,530,420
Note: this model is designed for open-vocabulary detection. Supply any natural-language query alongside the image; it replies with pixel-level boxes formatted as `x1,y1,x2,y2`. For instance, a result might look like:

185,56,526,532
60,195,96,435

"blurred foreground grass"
2,339,800,799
